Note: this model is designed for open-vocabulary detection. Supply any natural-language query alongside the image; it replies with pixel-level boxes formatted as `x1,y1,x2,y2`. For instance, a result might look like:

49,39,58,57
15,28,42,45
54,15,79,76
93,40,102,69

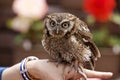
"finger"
84,69,113,79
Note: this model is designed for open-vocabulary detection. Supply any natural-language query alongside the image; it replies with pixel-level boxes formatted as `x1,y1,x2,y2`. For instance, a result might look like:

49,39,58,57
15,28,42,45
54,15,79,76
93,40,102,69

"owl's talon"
74,61,79,80
78,66,87,80
73,61,87,80
68,63,74,73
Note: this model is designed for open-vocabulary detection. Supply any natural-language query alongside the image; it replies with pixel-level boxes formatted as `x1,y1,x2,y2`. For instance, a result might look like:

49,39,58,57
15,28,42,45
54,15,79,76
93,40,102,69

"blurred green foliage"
93,29,120,47
7,19,44,45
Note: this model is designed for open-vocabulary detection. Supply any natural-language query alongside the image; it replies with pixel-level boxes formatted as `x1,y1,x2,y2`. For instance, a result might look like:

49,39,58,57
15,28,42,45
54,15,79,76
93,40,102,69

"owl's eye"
50,20,56,27
61,22,69,29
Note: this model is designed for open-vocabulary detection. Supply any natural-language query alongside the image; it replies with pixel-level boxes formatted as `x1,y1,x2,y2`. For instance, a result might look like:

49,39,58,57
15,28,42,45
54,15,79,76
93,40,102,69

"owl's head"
44,13,79,38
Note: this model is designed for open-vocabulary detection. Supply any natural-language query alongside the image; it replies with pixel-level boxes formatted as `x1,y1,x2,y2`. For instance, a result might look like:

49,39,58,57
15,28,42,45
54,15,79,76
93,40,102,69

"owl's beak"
56,28,59,34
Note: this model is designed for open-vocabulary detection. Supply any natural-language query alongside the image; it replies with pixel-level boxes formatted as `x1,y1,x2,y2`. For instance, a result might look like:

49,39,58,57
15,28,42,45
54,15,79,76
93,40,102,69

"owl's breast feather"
42,36,85,62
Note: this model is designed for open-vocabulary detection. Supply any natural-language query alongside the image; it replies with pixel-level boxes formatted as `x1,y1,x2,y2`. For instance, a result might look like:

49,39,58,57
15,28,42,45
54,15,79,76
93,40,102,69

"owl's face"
44,13,77,38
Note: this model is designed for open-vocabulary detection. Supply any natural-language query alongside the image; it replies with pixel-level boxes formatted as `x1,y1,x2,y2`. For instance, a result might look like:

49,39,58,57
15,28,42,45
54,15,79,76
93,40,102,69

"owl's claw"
67,61,87,80
74,62,78,80
69,60,87,80
78,66,87,80
68,62,74,73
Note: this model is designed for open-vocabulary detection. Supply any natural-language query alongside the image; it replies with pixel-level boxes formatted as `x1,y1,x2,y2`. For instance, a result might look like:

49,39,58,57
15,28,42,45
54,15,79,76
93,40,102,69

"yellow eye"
50,20,56,27
61,22,69,29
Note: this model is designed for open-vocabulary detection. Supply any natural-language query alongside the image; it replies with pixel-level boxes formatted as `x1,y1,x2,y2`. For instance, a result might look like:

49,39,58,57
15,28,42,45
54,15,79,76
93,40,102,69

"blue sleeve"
0,67,7,80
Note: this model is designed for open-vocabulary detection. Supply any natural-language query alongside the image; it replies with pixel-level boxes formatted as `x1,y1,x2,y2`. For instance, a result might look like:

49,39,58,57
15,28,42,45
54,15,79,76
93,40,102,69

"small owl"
42,13,101,80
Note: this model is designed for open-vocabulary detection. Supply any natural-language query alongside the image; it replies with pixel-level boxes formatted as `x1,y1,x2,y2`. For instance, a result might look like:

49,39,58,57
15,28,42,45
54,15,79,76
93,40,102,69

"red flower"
83,0,116,22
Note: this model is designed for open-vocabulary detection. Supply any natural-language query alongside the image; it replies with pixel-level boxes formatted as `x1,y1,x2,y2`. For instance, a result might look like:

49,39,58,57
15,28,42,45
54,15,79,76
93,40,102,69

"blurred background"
0,0,120,80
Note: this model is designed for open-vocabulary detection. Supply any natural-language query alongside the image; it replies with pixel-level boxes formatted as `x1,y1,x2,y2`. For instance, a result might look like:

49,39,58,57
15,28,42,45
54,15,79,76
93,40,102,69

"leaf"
109,36,120,46
31,20,44,31
14,34,26,45
93,29,109,47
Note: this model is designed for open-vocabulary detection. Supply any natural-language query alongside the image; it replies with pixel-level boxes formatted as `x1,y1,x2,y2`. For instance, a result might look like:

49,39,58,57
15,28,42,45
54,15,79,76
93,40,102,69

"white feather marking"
70,36,78,44
82,38,88,42
83,47,91,61
82,26,90,32
78,26,82,31
42,40,45,47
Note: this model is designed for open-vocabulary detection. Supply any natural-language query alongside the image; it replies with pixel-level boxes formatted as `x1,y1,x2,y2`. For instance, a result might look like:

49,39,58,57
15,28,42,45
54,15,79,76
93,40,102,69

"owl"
42,13,101,80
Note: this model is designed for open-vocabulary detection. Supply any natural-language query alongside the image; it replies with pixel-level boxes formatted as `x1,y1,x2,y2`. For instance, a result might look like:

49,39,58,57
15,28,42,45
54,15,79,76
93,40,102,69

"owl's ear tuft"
42,20,51,37
44,18,47,24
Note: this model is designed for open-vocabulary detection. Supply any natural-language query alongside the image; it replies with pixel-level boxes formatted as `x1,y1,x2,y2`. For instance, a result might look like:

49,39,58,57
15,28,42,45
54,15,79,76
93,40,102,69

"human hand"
27,59,113,80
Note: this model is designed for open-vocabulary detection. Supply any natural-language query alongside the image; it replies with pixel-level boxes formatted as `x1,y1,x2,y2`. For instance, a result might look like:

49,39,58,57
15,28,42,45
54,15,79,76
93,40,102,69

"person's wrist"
20,56,39,80
26,60,41,79
27,59,58,80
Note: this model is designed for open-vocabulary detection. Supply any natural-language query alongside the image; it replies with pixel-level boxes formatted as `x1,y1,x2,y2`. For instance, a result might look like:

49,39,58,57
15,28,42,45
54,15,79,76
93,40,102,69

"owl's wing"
76,21,101,69
83,39,101,70
77,21,101,59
